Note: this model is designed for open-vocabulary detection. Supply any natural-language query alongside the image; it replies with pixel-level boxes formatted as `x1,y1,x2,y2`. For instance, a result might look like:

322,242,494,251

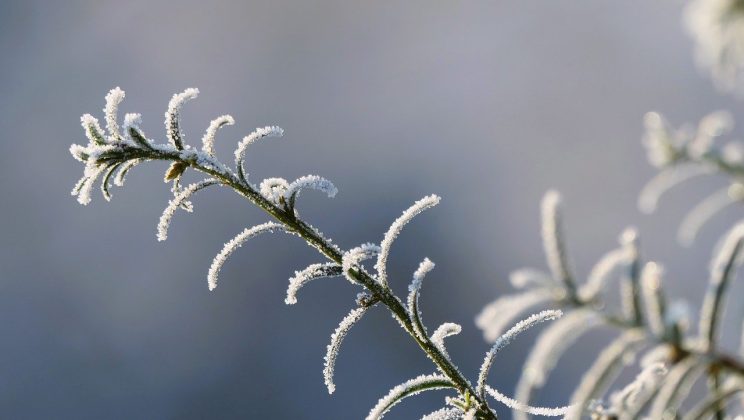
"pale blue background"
1,1,743,418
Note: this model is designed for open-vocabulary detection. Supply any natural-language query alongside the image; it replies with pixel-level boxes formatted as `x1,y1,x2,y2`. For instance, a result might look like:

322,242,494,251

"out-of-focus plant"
686,0,744,95
475,111,744,419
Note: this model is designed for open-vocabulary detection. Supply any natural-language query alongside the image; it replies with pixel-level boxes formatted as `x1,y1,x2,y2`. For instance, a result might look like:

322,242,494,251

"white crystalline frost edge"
165,88,199,148
365,373,454,420
485,385,572,417
419,407,463,420
234,126,284,180
324,306,369,394
407,258,435,339
285,262,342,305
513,310,600,420
207,222,288,291
608,362,667,413
284,175,338,201
342,243,381,283
104,87,125,141
477,310,562,398
201,115,235,156
376,195,441,287
431,322,461,359
475,289,553,343
157,179,219,241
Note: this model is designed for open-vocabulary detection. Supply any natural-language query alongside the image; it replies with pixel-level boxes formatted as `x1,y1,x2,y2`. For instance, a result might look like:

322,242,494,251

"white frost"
407,258,435,340
104,87,125,141
201,114,235,156
324,306,369,394
234,126,284,181
284,175,338,202
165,88,199,149
485,385,572,417
207,222,287,291
376,195,441,286
365,373,453,420
157,179,219,241
285,262,342,305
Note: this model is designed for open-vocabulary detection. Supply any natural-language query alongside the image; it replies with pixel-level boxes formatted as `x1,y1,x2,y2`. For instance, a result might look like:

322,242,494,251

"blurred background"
2,0,744,418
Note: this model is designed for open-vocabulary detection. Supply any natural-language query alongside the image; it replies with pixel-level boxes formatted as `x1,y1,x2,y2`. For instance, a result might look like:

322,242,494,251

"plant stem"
143,149,499,419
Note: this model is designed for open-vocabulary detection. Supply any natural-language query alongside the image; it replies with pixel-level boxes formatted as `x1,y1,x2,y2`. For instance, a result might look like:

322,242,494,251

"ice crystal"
341,243,381,283
430,322,461,360
485,385,571,417
234,126,284,182
104,87,125,141
541,190,576,293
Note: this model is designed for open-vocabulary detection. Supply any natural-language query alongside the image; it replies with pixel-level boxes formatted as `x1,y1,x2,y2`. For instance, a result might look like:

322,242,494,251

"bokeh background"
2,1,744,418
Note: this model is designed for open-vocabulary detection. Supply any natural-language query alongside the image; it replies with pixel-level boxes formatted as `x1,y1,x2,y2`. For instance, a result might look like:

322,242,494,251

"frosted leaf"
80,114,106,145
100,163,121,202
641,262,666,337
69,144,89,163
259,177,289,204
685,0,744,94
365,373,454,420
638,165,713,214
485,385,572,417
475,289,553,343
513,310,600,420
608,362,667,414
618,227,642,324
688,110,734,159
103,87,125,141
234,126,284,182
565,330,644,420
407,258,435,340
648,357,706,419
285,263,342,305
509,268,553,289
375,195,441,287
579,246,632,301
541,190,576,294
284,175,338,206
207,222,288,291
430,322,461,360
157,179,219,242
165,88,199,150
341,243,381,283
699,222,744,350
201,114,234,156
477,310,562,399
74,164,108,205
419,407,463,420
324,306,370,394
723,141,744,164
678,186,743,246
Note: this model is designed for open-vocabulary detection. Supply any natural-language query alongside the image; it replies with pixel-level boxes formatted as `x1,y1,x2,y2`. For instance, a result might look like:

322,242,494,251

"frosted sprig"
375,195,441,287
419,407,464,420
259,177,289,204
284,175,338,208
